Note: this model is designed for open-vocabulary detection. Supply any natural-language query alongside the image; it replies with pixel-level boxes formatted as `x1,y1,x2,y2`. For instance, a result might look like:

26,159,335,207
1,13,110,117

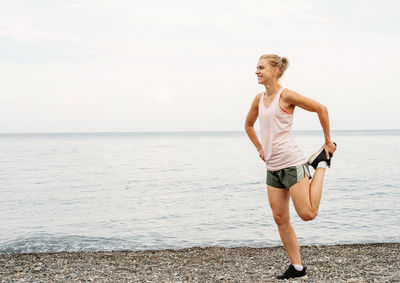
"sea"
0,130,399,254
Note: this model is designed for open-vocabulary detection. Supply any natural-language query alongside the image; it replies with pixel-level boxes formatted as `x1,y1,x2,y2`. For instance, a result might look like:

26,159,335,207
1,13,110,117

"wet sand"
0,242,398,282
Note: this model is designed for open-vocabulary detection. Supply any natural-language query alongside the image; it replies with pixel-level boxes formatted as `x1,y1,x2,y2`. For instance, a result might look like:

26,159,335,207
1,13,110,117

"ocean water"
0,130,399,254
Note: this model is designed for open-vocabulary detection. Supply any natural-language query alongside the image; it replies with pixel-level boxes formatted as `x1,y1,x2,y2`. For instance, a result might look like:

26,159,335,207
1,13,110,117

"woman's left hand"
325,141,336,159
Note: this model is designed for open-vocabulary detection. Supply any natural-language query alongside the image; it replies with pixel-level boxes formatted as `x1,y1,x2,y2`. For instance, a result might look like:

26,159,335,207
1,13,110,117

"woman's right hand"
258,148,265,162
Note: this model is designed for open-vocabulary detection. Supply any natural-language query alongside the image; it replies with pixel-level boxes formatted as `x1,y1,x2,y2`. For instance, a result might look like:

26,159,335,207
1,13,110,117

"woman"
244,54,337,280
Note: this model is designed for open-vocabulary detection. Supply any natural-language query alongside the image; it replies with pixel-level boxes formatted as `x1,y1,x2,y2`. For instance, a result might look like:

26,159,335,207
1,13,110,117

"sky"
1,0,399,133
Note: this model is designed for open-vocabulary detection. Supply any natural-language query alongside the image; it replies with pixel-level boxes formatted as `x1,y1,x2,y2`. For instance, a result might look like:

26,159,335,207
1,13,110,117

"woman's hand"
258,148,265,162
325,141,336,159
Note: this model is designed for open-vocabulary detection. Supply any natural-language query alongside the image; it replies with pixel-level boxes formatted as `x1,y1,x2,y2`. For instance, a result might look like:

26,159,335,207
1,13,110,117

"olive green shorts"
266,162,311,190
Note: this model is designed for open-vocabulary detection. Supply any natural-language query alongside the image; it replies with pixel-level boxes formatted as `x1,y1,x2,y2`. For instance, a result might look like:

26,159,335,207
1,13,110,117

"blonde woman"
244,54,337,280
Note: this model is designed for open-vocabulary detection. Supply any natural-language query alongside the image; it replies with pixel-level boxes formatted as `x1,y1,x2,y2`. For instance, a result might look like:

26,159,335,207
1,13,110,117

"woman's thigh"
267,186,290,224
288,176,313,216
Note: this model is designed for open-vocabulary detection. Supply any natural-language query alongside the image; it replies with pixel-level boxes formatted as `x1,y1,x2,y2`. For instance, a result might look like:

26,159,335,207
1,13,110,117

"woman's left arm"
282,90,336,158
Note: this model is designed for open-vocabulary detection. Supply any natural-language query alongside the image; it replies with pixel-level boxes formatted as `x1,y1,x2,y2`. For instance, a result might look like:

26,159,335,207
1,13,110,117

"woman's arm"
244,93,265,161
282,90,336,158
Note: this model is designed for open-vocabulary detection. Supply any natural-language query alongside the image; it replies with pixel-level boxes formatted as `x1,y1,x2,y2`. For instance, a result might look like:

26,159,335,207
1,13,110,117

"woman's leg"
267,186,302,265
289,168,326,221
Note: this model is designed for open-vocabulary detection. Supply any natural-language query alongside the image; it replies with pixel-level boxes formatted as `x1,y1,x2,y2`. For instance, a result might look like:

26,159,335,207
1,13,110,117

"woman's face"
255,59,277,85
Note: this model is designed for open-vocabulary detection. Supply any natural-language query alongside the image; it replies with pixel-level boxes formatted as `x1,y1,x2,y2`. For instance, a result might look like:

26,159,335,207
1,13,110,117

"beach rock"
0,243,398,282
33,265,44,271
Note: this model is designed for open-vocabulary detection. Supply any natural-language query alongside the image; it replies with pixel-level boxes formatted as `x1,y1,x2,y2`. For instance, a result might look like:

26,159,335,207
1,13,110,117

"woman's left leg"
289,167,327,221
267,185,302,265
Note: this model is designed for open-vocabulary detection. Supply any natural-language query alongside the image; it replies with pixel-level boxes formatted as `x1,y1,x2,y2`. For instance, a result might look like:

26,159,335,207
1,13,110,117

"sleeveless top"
258,86,306,171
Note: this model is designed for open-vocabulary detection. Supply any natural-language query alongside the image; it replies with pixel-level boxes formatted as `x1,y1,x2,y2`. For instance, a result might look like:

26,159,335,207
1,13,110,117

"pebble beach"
0,242,398,282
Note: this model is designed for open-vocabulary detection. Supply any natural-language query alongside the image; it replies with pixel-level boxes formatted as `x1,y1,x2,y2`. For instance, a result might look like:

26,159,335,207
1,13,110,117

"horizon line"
0,129,399,135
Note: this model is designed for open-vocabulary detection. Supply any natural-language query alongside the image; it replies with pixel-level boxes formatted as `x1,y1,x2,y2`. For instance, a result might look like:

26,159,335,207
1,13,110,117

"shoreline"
0,242,398,282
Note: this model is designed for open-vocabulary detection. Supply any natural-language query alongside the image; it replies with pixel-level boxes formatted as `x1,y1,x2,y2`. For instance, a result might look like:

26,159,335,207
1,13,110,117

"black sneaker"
276,264,308,280
307,142,337,170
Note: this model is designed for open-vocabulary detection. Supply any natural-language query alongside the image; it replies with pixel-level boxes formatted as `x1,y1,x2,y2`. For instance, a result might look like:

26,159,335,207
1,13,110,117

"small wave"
0,234,132,254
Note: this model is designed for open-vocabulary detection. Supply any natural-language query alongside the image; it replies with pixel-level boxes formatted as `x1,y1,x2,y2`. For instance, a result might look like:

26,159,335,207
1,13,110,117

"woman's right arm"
244,93,265,161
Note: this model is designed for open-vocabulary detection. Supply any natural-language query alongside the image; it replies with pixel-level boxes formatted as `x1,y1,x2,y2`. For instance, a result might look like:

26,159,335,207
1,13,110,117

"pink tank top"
258,86,306,171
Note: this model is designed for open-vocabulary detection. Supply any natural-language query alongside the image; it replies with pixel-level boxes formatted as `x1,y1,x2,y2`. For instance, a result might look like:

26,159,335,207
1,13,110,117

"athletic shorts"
266,162,311,190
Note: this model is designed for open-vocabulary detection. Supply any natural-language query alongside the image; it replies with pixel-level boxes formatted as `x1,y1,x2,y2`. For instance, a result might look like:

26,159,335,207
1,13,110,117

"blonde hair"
259,54,289,79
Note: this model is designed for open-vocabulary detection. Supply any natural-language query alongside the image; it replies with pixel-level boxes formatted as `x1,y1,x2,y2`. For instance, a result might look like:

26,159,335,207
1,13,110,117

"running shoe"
308,142,337,170
276,264,308,280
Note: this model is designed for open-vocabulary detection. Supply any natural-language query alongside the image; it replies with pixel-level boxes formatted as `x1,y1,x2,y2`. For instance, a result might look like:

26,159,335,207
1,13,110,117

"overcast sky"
1,0,399,133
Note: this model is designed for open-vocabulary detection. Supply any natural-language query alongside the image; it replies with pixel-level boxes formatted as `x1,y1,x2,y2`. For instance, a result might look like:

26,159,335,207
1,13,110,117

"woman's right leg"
267,185,302,265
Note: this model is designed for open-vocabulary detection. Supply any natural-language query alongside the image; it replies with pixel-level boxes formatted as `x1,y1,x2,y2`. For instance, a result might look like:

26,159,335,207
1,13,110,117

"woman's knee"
299,210,318,221
272,211,290,226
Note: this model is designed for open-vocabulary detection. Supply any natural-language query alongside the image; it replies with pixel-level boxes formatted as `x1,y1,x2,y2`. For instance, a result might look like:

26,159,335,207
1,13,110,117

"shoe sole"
307,145,325,166
308,142,337,169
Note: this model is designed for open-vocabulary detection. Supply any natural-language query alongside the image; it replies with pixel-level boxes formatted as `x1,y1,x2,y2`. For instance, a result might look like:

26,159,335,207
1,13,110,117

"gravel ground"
0,243,398,282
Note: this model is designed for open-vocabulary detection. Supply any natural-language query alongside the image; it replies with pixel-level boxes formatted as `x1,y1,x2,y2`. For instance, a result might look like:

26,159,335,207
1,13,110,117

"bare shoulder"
251,92,263,108
255,92,263,100
256,92,263,101
281,88,304,104
281,88,322,111
281,88,301,99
